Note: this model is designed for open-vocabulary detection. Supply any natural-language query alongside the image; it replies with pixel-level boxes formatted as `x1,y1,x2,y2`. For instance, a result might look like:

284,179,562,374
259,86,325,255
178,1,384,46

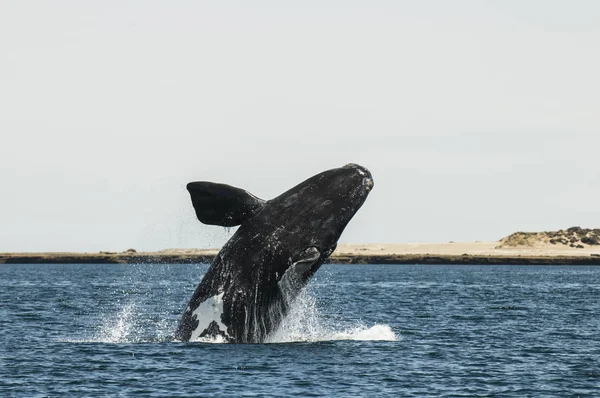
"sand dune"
334,241,600,258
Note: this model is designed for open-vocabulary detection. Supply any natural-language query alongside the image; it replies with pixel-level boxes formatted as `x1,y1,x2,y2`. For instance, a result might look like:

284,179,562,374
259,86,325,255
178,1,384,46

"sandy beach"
2,240,600,265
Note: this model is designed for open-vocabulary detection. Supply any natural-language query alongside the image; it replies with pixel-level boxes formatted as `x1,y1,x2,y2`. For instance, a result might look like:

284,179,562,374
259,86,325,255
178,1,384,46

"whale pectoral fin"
279,247,321,292
292,246,321,271
290,247,321,276
187,181,265,227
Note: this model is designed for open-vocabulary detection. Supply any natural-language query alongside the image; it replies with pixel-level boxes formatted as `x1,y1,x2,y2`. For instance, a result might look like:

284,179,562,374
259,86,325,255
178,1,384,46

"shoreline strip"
2,252,600,265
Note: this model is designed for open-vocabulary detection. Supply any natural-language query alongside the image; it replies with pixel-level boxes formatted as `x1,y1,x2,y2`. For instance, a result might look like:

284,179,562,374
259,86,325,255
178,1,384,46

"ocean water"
1,263,599,397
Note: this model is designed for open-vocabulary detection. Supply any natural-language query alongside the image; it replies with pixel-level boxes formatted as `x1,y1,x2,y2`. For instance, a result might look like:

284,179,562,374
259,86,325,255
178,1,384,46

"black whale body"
175,164,373,343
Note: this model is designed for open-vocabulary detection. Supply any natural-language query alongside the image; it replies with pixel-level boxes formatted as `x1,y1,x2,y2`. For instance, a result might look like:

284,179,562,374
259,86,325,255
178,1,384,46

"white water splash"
94,303,137,343
266,289,398,343
192,335,229,344
63,287,396,344
62,301,176,344
61,303,139,343
331,324,397,341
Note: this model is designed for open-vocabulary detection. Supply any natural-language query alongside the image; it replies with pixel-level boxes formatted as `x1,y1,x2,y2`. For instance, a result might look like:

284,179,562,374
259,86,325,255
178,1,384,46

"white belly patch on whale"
189,292,231,342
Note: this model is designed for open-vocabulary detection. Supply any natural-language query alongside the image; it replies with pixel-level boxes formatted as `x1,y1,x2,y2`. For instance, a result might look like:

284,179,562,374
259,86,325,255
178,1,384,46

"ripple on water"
1,263,600,397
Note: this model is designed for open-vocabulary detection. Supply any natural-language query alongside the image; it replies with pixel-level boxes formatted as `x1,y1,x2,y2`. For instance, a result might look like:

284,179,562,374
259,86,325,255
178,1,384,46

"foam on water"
331,324,397,341
192,334,229,344
79,284,396,344
266,288,398,343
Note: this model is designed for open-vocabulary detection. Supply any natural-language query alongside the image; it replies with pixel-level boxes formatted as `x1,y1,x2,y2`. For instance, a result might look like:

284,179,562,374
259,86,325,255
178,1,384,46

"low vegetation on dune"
498,227,600,249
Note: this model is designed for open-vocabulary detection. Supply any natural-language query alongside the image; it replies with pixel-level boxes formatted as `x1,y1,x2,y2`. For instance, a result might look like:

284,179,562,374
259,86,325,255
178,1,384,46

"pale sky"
1,1,599,252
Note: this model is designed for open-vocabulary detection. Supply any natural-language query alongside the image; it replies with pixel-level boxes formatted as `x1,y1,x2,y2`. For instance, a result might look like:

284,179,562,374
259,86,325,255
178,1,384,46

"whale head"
263,163,373,264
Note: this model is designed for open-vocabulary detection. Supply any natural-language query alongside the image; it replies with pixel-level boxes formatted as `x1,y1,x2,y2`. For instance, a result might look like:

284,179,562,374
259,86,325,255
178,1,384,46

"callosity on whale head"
175,163,373,343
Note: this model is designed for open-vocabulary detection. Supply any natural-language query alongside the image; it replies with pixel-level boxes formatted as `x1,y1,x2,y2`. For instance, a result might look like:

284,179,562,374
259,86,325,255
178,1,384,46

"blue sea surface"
1,263,599,397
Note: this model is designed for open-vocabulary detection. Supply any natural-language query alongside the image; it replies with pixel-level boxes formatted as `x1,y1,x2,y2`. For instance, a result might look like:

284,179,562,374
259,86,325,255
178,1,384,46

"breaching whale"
175,163,374,343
